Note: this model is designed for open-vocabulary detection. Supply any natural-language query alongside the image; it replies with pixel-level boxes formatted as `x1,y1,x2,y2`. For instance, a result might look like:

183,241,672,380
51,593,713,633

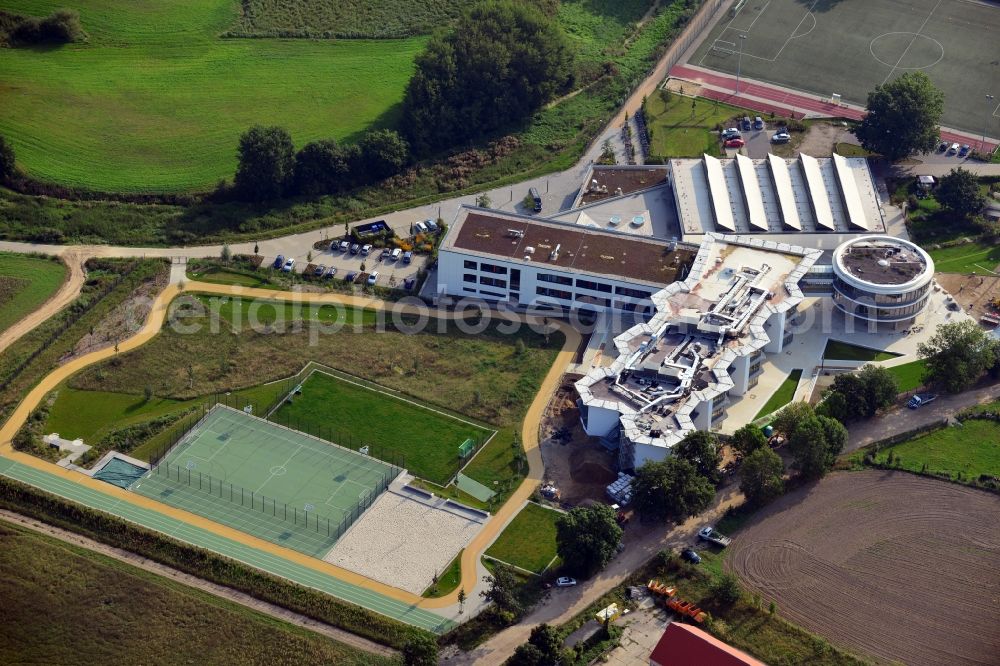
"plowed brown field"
726,471,1000,666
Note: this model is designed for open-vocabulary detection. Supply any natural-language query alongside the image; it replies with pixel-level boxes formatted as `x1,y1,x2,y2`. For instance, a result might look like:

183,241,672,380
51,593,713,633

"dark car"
741,116,752,131
344,271,358,283
753,116,764,130
403,277,416,290
959,144,971,157
937,141,948,153
272,255,285,269
313,264,326,277
681,548,701,564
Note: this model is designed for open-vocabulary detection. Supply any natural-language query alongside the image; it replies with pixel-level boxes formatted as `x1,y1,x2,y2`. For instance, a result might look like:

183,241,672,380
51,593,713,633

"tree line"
0,7,83,46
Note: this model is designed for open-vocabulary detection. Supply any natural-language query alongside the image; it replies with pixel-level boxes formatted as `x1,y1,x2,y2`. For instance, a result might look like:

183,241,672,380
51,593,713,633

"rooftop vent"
524,246,535,255
507,228,524,238
550,244,561,261
877,258,890,268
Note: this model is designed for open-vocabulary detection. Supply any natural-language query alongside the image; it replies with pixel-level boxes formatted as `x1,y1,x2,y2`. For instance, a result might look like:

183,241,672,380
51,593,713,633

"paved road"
847,381,1000,452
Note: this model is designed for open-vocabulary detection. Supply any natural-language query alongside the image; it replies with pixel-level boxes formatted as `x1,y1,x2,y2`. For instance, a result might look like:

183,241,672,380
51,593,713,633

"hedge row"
0,475,430,650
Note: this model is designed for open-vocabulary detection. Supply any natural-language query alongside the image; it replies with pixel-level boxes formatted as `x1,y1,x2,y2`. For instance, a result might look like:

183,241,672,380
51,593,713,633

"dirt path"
847,379,1000,452
0,249,88,352
454,482,746,665
0,508,399,658
725,471,1000,666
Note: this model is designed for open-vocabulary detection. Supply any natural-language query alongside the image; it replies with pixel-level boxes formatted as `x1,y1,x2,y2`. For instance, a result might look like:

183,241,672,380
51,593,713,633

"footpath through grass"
0,252,67,337
270,370,492,484
754,369,802,420
484,501,561,574
0,0,423,192
0,519,393,666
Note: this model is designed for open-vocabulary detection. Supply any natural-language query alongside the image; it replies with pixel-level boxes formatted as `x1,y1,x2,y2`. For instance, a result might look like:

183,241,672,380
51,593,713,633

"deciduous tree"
673,430,722,482
0,134,15,181
633,457,714,523
480,561,521,616
936,167,986,218
555,504,623,578
853,72,944,161
357,129,409,181
402,634,438,666
234,125,295,201
918,320,999,393
293,139,352,195
739,447,784,505
730,423,768,460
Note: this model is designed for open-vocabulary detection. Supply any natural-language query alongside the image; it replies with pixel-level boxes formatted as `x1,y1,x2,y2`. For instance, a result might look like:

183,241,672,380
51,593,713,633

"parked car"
753,116,764,130
349,243,360,255
721,127,741,140
344,271,358,283
959,144,971,157
937,141,949,153
555,577,577,587
272,255,285,269
313,264,326,277
947,143,959,155
680,548,701,564
403,277,416,290
282,258,295,273
741,116,752,131
338,240,350,252
724,137,746,148
360,244,372,256
698,526,732,547
771,132,791,144
366,271,379,286
425,219,439,232
402,251,413,264
390,248,402,262
380,248,391,260
414,220,428,235
907,393,938,409
324,266,338,279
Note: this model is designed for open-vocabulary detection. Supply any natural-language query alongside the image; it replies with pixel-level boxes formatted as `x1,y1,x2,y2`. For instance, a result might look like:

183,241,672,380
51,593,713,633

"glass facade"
832,275,931,323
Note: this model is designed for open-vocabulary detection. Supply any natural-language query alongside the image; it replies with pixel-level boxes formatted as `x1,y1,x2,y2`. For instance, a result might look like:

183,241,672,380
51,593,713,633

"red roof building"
649,622,766,666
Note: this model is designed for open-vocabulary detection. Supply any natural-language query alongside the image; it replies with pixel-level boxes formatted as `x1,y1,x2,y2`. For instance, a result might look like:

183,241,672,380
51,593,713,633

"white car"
282,258,295,272
771,132,791,144
366,271,379,286
555,577,577,587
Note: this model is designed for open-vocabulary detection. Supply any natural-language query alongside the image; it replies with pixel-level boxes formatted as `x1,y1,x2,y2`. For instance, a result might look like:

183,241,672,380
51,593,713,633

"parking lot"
267,240,430,290
721,116,787,159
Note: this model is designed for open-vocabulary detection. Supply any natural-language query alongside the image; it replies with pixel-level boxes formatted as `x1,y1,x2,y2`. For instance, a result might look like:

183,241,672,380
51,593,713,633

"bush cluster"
1,8,83,46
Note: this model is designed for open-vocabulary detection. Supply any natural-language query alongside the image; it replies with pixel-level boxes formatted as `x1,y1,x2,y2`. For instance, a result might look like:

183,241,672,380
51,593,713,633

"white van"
414,220,428,235
390,248,402,261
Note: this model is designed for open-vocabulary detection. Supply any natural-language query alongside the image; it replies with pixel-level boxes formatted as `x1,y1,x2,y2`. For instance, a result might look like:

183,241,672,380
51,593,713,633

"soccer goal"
710,38,737,57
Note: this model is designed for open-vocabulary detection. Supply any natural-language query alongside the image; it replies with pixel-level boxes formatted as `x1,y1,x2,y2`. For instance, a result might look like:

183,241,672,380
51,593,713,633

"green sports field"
0,0,423,192
270,369,494,485
0,252,66,337
691,0,1000,135
132,406,398,558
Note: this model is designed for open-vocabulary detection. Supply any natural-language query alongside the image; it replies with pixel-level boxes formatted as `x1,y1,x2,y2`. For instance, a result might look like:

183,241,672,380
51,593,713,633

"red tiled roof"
650,623,766,666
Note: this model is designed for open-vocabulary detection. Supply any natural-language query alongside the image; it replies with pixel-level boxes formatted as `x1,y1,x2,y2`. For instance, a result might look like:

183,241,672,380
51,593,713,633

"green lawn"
484,501,561,574
44,388,189,444
423,550,463,598
0,252,67,336
0,0,423,192
885,359,928,393
188,267,276,289
270,370,492,484
0,519,391,666
754,369,802,420
199,294,380,327
925,241,1000,275
834,143,873,158
643,93,753,158
233,0,467,38
822,340,900,362
863,419,1000,482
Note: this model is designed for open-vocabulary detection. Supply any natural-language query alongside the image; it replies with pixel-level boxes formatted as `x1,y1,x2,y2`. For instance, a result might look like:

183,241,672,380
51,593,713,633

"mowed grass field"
270,370,492,484
925,241,1000,275
0,252,67,336
755,369,802,420
0,520,392,666
0,0,423,192
644,93,751,158
484,501,560,574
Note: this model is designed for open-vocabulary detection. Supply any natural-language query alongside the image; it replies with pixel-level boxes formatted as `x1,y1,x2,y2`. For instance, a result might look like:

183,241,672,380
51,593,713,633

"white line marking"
881,0,942,85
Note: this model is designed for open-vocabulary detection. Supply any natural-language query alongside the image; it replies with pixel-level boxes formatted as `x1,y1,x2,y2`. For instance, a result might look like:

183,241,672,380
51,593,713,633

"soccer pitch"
131,406,399,558
691,0,1000,135
270,369,495,485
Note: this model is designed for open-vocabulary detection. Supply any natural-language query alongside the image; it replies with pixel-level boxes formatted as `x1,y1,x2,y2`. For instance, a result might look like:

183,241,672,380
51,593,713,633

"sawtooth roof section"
766,154,801,230
799,153,835,231
735,154,768,231
832,153,869,231
703,154,736,232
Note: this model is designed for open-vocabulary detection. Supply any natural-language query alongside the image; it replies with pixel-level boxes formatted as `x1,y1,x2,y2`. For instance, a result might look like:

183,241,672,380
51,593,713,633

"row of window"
461,261,652,302
464,259,508,275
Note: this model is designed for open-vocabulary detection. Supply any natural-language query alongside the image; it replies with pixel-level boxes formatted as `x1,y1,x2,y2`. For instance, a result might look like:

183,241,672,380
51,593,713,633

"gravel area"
324,492,483,594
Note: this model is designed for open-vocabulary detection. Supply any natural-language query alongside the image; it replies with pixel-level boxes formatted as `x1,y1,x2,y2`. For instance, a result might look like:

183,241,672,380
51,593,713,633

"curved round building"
832,236,934,327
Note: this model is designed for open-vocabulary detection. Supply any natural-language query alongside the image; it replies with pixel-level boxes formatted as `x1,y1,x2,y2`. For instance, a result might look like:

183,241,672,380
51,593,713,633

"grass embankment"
0,0,422,192
643,93,753,158
1,0,700,245
0,258,169,428
423,550,463,598
0,252,67,337
484,501,561,574
271,370,491,484
0,519,393,666
853,418,1000,484
54,295,561,504
884,359,928,393
822,340,900,362
0,476,430,649
754,369,802,420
